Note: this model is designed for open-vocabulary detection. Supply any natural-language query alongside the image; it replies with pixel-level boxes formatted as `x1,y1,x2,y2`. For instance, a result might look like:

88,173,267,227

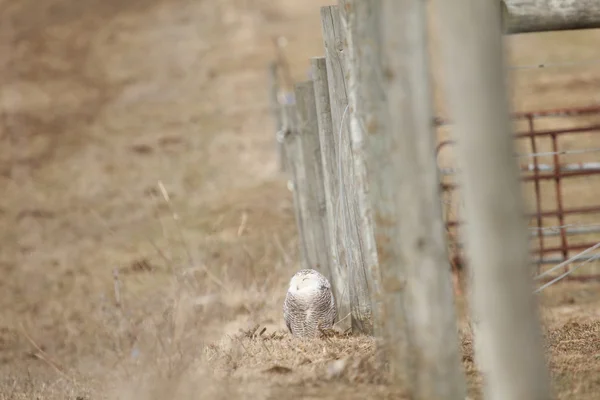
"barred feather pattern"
283,269,337,338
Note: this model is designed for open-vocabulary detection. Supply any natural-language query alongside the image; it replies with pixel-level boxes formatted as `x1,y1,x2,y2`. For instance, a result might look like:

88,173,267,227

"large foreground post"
433,1,552,399
343,0,465,398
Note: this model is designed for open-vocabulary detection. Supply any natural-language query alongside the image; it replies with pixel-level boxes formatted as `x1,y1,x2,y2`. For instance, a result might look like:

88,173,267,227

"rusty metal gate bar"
529,115,544,273
436,105,600,282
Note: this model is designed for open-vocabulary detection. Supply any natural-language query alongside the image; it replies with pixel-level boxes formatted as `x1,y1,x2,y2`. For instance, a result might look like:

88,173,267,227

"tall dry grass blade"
273,233,291,265
20,325,72,382
155,181,225,292
88,206,174,270
113,268,122,308
157,180,195,269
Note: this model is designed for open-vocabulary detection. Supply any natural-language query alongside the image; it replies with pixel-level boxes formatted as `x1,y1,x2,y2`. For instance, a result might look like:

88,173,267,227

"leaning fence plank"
339,0,383,337
321,4,373,334
268,62,286,172
319,5,354,332
433,0,552,399
293,81,332,281
282,103,310,270
502,0,600,34
343,0,466,397
310,56,351,328
320,6,349,135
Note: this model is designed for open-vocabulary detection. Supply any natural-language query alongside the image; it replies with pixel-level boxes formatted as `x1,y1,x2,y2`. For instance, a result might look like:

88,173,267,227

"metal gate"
436,105,600,282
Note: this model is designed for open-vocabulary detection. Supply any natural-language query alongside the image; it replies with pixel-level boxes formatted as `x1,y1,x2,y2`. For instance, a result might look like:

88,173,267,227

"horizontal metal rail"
529,225,600,238
439,162,600,176
434,104,600,127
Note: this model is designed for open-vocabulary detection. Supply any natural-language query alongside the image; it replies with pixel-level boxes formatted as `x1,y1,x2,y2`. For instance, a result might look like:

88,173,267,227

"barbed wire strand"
528,223,600,232
534,241,600,281
534,249,600,294
517,148,600,158
440,146,600,162
510,59,600,71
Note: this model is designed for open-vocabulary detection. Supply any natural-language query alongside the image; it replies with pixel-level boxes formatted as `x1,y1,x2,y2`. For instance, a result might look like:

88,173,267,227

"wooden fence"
267,1,598,398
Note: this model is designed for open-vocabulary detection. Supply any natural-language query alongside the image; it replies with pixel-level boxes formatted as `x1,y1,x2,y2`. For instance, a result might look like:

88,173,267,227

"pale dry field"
2,1,600,399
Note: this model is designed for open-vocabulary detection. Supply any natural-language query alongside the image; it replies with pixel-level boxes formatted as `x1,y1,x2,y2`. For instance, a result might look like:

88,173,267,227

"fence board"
337,2,381,336
310,56,351,328
281,103,310,270
293,81,333,281
320,4,374,334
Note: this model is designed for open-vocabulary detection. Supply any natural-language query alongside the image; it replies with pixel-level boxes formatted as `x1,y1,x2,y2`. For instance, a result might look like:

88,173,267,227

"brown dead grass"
2,0,600,399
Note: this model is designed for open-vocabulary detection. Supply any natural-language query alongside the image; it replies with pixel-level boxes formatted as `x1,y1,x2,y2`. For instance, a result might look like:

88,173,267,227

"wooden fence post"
292,81,333,281
342,0,466,398
337,2,382,337
268,62,286,173
281,103,311,270
320,4,374,334
310,56,351,329
433,0,552,399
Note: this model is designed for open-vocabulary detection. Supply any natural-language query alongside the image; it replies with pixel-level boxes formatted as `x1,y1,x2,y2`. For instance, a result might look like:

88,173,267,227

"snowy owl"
283,269,337,338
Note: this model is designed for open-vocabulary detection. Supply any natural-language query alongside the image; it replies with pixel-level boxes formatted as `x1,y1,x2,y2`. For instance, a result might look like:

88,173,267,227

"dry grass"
3,0,600,399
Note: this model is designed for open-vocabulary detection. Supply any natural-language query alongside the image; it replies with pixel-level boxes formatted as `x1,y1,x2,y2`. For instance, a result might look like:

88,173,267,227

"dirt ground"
2,0,600,399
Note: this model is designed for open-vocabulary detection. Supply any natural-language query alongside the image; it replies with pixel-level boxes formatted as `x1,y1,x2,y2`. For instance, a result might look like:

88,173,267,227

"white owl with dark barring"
283,269,337,338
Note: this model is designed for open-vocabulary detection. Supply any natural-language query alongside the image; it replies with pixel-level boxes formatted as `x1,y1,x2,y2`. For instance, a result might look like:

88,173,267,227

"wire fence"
266,3,600,396
269,32,600,300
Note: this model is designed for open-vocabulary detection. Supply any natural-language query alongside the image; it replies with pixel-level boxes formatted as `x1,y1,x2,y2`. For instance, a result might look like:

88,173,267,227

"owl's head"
288,269,329,294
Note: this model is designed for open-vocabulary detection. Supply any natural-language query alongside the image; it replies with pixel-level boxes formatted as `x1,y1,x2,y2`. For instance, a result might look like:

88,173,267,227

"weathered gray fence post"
292,81,332,280
310,56,351,328
281,103,310,269
433,0,552,399
335,0,383,337
343,0,466,398
320,4,374,334
337,2,382,336
268,62,286,173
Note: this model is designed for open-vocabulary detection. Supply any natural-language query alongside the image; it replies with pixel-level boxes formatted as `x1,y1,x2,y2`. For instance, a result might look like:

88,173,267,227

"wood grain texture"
337,1,381,337
310,56,351,330
282,103,310,270
293,81,332,282
320,4,375,334
503,0,600,34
